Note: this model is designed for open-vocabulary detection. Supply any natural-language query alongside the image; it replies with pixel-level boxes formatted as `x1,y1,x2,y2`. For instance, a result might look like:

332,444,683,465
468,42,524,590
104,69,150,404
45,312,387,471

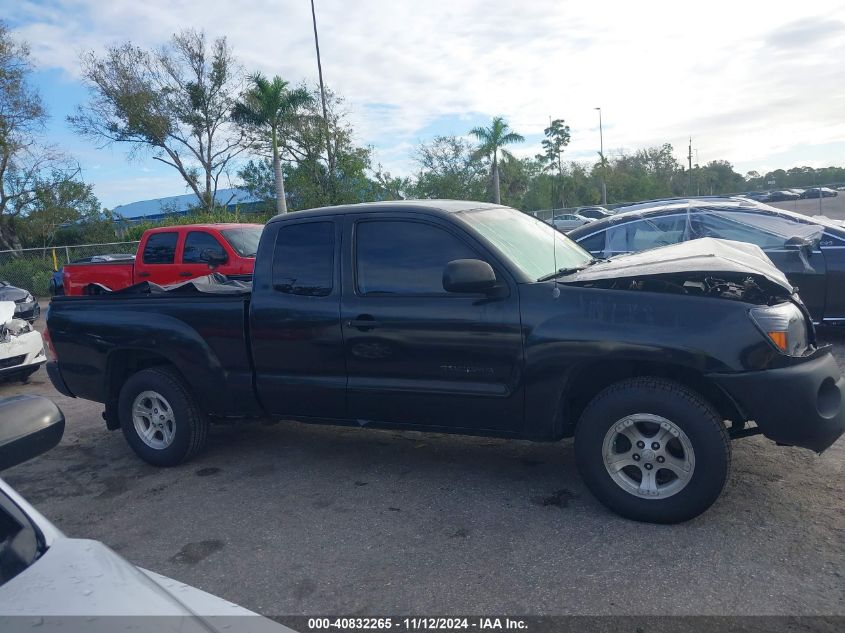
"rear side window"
182,232,227,264
142,232,178,264
272,222,334,296
577,231,606,254
355,220,478,295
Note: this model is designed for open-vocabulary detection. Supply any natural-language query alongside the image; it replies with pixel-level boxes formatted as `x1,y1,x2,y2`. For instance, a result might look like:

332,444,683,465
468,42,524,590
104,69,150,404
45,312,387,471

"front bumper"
708,351,845,453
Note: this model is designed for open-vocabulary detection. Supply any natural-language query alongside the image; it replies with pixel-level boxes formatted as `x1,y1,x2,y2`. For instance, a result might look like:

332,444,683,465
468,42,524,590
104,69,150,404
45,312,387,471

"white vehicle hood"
561,237,795,296
0,479,288,632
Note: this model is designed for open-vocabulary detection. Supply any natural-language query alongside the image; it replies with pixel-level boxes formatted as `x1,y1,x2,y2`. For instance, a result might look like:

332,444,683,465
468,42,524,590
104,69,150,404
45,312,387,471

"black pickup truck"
46,201,845,523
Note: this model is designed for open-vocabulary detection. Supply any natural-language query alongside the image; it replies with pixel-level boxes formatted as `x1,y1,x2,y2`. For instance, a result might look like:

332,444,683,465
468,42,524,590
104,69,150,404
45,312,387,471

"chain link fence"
0,241,139,296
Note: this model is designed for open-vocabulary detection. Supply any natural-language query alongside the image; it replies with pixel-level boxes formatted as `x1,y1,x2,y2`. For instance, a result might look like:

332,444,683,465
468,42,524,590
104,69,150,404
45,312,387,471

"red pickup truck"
62,224,263,296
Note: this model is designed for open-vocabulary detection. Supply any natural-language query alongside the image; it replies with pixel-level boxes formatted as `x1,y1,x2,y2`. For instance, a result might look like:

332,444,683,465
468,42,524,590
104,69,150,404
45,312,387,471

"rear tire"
118,367,208,466
575,377,730,523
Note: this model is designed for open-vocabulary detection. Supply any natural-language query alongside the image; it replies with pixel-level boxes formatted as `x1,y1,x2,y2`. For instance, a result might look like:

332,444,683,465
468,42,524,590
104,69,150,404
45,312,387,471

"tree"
1,23,94,253
408,135,487,201
70,30,245,212
232,73,312,214
238,84,402,211
537,119,570,207
469,117,524,204
18,172,101,248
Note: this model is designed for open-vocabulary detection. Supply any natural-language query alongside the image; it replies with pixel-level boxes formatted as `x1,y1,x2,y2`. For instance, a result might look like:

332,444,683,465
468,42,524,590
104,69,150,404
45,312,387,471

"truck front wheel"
118,367,209,466
575,377,731,523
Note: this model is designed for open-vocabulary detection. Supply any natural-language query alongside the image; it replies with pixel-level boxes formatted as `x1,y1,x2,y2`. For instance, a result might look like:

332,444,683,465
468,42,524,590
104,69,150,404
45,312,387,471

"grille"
0,354,25,369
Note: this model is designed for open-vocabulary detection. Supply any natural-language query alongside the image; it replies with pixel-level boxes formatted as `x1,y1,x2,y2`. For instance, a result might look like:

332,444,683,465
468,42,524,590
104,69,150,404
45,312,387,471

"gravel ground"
0,312,843,616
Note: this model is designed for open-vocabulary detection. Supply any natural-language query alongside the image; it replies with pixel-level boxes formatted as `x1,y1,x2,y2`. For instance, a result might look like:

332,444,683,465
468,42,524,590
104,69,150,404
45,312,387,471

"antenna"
552,217,560,299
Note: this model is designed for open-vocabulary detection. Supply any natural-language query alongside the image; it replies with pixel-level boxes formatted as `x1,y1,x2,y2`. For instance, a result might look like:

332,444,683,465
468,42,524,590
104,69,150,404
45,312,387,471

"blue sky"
6,0,845,208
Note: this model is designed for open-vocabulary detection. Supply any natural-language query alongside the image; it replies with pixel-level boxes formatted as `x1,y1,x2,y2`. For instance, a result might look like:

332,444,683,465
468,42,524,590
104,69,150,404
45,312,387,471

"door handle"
138,272,151,278
346,314,380,331
179,272,193,277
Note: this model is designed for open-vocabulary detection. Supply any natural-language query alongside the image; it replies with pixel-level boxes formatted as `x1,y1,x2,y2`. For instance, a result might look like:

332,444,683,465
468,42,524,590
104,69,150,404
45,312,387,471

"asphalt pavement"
1,309,843,616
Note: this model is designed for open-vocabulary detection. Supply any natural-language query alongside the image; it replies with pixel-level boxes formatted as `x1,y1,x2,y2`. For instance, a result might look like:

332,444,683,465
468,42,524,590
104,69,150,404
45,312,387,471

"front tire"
118,367,208,466
575,377,731,523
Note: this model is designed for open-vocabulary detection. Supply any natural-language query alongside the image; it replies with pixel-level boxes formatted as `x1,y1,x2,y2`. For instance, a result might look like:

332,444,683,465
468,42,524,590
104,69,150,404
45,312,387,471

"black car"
568,198,845,324
47,200,845,523
765,190,800,202
802,187,838,199
0,281,40,322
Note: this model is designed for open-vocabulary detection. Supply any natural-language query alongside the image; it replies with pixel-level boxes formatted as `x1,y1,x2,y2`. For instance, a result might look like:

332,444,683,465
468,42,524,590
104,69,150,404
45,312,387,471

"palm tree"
232,74,312,213
469,117,524,204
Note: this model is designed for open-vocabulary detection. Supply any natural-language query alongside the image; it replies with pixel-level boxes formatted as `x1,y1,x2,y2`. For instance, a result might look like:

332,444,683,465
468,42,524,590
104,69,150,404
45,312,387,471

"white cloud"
10,0,845,192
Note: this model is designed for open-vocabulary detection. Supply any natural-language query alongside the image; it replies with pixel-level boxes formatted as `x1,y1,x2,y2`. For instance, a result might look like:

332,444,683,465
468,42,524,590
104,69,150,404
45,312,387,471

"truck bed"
48,291,262,419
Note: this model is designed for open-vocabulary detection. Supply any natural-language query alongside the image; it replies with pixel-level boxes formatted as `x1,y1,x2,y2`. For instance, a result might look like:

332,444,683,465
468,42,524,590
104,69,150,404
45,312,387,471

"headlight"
24,292,33,303
749,302,809,356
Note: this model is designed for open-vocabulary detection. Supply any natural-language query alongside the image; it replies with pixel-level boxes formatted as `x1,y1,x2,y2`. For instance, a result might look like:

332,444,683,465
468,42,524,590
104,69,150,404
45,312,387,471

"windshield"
220,226,263,257
454,206,593,281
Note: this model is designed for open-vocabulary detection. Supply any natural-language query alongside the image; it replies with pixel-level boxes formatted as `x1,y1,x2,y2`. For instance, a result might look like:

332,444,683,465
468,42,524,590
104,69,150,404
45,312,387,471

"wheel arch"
103,349,186,430
557,360,746,438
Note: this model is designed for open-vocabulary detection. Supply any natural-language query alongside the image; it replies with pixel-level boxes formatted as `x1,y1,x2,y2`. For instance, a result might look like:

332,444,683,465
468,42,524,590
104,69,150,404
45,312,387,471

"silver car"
551,213,591,232
0,395,287,632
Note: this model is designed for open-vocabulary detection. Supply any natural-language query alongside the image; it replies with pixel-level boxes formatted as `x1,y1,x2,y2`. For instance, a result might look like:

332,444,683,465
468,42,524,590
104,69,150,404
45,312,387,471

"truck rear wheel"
575,377,730,523
118,367,208,466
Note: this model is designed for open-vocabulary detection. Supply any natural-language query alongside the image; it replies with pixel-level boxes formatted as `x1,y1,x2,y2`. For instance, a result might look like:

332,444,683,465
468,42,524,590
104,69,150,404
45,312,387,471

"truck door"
134,231,182,286
340,215,524,432
249,218,346,419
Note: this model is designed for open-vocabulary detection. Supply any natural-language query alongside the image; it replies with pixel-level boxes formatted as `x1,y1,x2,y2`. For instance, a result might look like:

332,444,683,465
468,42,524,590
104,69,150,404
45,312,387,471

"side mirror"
443,259,497,294
785,235,814,258
202,249,228,269
0,396,65,471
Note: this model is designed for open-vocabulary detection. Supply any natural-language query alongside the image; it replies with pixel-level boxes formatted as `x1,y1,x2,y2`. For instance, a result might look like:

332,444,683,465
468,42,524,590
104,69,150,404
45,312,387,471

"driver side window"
355,220,479,296
182,231,227,264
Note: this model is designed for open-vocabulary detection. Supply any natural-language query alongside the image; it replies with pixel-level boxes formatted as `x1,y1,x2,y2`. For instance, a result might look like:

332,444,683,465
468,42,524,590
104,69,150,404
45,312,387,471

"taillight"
43,327,56,358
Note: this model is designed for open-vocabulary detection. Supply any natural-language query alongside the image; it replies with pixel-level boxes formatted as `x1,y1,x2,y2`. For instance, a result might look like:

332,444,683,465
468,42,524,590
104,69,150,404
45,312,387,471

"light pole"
310,0,335,201
595,107,607,205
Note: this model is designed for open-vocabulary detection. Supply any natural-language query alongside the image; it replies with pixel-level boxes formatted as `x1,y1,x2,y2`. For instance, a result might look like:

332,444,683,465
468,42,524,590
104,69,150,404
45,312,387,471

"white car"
0,395,287,632
551,213,591,232
0,301,46,382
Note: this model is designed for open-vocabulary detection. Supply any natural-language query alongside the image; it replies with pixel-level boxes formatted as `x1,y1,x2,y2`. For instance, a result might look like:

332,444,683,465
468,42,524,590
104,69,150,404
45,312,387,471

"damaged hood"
561,237,794,294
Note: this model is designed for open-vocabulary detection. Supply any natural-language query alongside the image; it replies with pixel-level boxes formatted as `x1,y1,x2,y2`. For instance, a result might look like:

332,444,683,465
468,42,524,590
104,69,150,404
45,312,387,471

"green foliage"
0,257,52,295
122,207,274,242
406,136,487,201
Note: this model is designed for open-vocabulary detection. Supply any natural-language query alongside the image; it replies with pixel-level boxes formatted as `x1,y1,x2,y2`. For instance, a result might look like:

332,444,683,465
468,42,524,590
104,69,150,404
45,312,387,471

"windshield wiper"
537,258,600,282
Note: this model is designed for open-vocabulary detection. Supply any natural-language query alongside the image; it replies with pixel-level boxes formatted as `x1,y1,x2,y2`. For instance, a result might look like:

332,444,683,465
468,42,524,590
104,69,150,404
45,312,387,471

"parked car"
787,188,806,197
50,253,136,296
0,282,40,323
742,191,771,202
61,224,262,296
46,200,845,523
765,190,800,202
802,187,838,199
0,395,285,629
0,302,46,382
614,196,766,214
567,198,845,323
575,206,612,220
551,213,591,231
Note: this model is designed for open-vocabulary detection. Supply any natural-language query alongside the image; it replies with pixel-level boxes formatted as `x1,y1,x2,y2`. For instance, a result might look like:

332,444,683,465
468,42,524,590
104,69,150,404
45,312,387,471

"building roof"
112,188,261,220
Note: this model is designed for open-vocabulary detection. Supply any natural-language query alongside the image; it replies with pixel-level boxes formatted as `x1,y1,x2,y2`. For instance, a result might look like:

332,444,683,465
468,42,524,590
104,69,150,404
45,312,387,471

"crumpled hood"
0,284,28,302
561,237,794,295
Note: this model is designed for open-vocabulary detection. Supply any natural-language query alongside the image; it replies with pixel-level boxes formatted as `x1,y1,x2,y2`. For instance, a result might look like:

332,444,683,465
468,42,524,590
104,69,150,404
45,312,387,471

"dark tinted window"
142,232,178,264
577,231,606,254
356,221,478,295
272,222,334,296
182,231,226,264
